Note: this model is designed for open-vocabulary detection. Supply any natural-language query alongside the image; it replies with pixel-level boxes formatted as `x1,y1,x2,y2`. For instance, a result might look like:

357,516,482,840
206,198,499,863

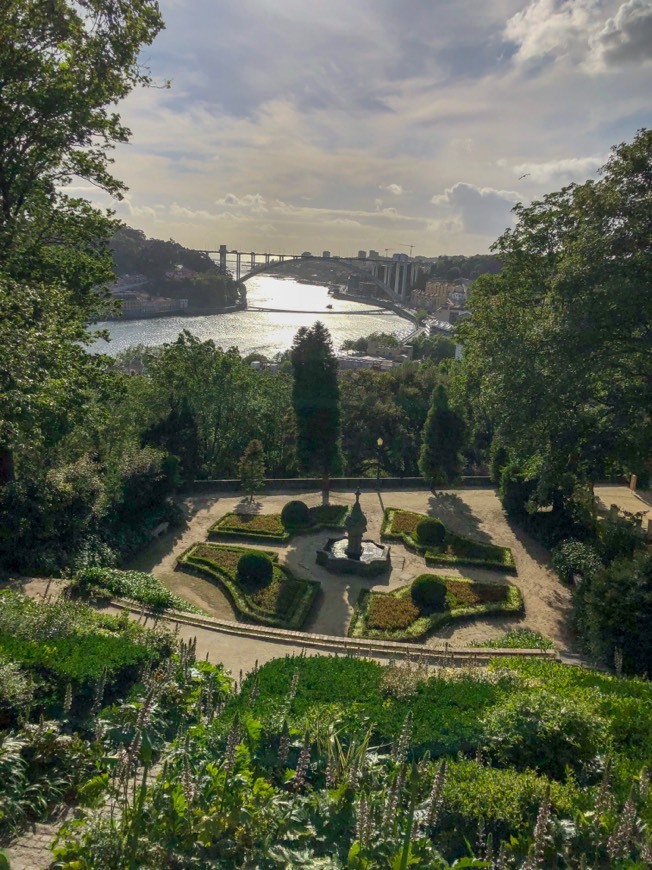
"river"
92,273,411,357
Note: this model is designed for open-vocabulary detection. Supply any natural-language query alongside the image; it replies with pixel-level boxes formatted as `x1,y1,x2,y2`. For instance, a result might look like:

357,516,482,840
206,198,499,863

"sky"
88,0,652,257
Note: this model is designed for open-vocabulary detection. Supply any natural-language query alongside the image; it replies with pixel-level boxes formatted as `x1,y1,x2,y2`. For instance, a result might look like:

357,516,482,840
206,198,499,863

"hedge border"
208,504,350,544
348,578,524,642
381,508,517,574
178,543,319,630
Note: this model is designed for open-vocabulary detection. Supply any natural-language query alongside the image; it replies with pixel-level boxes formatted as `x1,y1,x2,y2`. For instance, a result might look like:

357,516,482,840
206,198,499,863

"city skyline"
76,0,652,255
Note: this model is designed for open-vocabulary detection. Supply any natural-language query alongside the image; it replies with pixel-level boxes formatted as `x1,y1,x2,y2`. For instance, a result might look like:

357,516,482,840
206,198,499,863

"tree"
0,1,164,316
290,322,342,489
239,440,266,503
418,385,465,487
455,129,652,506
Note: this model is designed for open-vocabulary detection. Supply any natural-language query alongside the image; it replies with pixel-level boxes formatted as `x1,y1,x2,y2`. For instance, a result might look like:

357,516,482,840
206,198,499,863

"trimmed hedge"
349,575,523,641
178,543,318,630
209,503,349,543
381,507,516,574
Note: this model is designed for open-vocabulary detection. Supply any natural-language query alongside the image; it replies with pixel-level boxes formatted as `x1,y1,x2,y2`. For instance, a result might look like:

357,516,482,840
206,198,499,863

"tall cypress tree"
290,322,342,486
418,385,465,487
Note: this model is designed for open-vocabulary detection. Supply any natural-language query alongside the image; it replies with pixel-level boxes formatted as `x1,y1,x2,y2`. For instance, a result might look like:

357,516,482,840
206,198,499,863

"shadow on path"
427,492,492,543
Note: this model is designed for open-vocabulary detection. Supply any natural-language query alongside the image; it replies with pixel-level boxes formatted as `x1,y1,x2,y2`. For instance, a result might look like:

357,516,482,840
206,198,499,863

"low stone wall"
192,476,492,493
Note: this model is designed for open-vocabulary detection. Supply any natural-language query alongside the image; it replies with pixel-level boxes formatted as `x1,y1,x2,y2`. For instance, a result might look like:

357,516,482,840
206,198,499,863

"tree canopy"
455,129,652,504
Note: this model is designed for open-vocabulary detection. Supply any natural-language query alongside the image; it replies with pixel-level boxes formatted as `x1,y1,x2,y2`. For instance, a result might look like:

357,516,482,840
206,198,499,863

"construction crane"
384,248,393,257
399,243,415,256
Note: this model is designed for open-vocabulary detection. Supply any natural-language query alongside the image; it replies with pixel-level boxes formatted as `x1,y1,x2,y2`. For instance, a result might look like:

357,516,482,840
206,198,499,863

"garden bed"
348,574,523,641
381,508,516,573
209,503,349,543
178,543,319,630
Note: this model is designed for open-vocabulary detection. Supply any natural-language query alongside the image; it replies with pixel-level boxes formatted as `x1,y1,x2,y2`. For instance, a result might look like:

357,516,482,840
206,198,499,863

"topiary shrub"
236,552,273,588
411,575,447,611
416,517,446,547
281,500,311,529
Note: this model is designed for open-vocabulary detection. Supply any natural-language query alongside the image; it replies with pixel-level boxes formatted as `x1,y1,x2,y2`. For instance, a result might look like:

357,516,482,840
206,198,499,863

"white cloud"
380,183,404,196
511,155,604,182
590,0,652,67
504,0,598,64
431,182,519,236
214,193,268,213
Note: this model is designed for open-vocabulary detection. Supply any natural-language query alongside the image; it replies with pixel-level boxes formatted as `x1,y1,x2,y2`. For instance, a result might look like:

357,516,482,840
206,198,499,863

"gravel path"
128,485,586,654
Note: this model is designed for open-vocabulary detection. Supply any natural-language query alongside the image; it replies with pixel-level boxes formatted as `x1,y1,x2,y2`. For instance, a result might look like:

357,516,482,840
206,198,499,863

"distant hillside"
111,226,242,308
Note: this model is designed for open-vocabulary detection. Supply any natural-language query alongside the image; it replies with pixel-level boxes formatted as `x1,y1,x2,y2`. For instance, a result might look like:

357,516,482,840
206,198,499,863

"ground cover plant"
209,502,349,542
472,629,555,650
349,574,522,641
52,653,652,868
70,567,201,613
381,508,516,573
179,542,318,629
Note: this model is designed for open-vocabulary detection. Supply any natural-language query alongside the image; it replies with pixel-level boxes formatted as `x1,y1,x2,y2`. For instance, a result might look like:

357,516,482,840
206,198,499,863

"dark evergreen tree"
239,439,265,502
290,322,342,486
418,385,465,487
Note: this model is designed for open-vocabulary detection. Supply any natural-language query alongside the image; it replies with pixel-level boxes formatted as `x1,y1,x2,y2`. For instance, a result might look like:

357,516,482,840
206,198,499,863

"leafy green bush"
74,567,199,612
552,540,602,585
280,499,311,528
573,551,652,675
481,691,608,779
596,514,643,563
411,575,447,611
416,517,445,547
236,551,273,588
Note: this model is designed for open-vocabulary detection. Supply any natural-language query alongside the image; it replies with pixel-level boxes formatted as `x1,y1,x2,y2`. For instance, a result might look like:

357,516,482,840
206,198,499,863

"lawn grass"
178,542,319,629
381,508,516,573
209,503,349,543
348,575,523,641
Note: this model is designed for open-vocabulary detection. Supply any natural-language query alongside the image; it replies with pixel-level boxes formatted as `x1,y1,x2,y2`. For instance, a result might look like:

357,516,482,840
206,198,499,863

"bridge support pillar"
219,244,228,274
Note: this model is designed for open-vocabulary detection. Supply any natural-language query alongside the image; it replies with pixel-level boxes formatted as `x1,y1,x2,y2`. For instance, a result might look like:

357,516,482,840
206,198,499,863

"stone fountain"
316,489,391,576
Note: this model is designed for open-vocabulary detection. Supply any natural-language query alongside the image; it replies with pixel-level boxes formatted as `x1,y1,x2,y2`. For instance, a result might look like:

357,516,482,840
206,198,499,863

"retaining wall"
192,475,492,493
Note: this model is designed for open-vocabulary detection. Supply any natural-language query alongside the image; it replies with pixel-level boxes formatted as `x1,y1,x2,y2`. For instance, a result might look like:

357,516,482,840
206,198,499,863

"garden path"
127,485,600,654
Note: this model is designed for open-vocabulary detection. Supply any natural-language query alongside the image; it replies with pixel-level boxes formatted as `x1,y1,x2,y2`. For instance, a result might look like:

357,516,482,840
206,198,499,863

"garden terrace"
348,575,523,641
381,508,516,573
179,543,319,629
208,503,349,543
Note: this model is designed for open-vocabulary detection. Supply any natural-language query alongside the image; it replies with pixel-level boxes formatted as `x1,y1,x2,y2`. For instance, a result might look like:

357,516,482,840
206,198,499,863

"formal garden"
349,575,523,641
381,508,517,573
160,492,526,642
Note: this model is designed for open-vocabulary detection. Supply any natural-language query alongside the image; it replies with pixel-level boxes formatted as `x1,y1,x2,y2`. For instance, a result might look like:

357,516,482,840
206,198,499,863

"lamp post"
376,437,384,488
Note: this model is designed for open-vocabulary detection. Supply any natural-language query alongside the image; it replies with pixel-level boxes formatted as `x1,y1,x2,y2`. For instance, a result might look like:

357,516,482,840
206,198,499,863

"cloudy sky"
94,0,651,256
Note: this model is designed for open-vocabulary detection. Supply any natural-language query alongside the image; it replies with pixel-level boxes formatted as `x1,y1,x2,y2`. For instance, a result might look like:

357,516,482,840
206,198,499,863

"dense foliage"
47,653,652,868
416,517,446,546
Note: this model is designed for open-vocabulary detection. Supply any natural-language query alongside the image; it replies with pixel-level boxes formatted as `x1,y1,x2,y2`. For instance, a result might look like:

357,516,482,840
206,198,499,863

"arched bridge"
196,246,417,305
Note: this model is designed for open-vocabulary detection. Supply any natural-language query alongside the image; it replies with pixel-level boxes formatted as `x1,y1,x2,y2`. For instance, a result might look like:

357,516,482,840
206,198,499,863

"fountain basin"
316,537,391,576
